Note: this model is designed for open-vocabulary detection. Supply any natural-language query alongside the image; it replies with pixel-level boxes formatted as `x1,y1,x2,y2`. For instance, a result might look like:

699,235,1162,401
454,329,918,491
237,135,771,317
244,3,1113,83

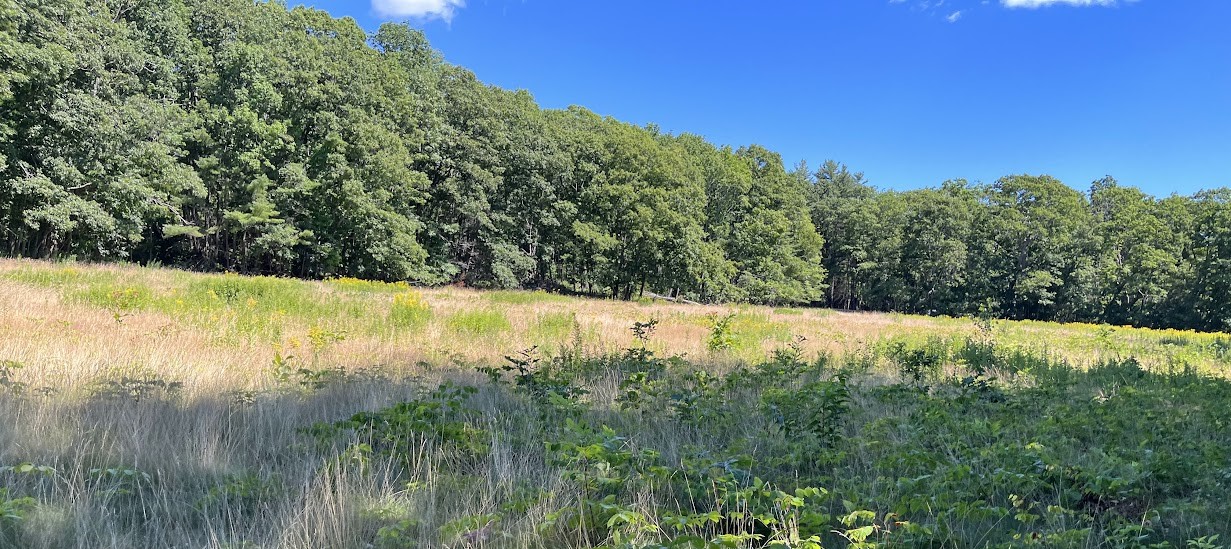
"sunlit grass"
0,258,1230,547
445,309,512,337
3,259,1228,376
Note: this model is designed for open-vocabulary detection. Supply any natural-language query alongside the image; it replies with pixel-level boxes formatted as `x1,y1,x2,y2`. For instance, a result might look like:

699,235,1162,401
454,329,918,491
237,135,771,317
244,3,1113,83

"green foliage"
195,473,284,515
88,369,184,402
269,347,349,394
87,465,151,498
477,347,590,414
44,317,1219,547
0,0,1228,330
0,360,26,394
304,383,487,472
630,318,660,344
706,312,736,352
389,291,432,329
882,336,949,389
0,488,35,532
762,375,851,449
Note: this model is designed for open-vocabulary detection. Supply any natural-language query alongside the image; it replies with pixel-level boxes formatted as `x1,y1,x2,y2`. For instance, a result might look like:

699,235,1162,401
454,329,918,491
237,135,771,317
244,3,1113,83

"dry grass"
0,258,949,395
0,259,1228,548
2,258,1220,397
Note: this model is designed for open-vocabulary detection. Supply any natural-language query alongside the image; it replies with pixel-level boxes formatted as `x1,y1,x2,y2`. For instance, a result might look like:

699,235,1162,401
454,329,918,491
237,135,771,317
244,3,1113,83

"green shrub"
883,336,949,388
706,312,736,351
0,487,36,545
195,473,285,515
762,375,851,449
303,383,487,471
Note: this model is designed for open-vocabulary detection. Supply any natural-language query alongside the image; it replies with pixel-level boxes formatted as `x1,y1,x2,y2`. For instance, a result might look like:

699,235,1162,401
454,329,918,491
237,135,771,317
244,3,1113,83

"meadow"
0,258,1229,548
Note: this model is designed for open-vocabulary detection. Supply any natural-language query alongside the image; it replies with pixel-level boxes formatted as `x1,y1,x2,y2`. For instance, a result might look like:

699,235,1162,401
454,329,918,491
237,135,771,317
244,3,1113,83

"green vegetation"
532,312,582,342
7,323,1231,547
0,260,1229,546
389,291,432,329
488,290,574,305
446,309,512,337
3,0,1230,331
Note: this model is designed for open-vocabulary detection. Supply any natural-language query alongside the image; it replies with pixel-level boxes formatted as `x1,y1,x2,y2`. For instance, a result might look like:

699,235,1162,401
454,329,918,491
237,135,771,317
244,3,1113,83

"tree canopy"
2,0,1229,330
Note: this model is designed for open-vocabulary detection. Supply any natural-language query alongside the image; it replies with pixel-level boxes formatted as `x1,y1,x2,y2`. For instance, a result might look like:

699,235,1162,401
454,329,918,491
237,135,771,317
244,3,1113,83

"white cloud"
946,10,963,22
1002,0,1122,8
372,0,465,20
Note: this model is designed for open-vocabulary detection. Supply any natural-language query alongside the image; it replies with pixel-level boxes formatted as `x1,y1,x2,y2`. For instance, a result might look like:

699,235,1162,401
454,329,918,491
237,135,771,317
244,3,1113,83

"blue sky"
303,0,1230,196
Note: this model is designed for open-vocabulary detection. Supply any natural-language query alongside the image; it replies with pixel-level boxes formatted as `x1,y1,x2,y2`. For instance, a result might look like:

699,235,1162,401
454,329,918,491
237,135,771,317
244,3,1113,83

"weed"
532,311,579,341
270,346,347,393
487,289,570,305
706,312,737,351
478,347,589,412
304,383,488,472
884,336,948,389
87,465,151,497
88,370,183,402
195,473,284,516
762,374,851,450
0,488,36,536
630,317,659,344
389,291,431,329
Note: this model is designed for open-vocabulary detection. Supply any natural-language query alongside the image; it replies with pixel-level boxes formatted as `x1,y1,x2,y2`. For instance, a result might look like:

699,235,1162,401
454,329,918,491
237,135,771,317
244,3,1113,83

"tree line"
2,0,1228,331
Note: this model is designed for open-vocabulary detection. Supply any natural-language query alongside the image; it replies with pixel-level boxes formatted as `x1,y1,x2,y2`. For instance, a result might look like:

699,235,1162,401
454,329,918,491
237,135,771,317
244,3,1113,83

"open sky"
303,0,1230,196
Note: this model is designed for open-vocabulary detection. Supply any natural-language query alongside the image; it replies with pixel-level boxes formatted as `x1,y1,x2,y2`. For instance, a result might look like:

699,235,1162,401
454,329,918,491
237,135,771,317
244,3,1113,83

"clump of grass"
446,309,511,336
530,312,579,343
486,290,570,305
0,263,119,289
326,277,412,294
703,311,796,359
880,335,952,387
73,283,154,322
390,291,432,329
165,274,362,341
728,312,794,352
192,274,321,316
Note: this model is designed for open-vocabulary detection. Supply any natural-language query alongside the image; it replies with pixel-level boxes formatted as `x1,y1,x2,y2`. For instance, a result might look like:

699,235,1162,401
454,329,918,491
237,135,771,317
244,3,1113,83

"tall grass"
446,309,512,337
1,259,1231,547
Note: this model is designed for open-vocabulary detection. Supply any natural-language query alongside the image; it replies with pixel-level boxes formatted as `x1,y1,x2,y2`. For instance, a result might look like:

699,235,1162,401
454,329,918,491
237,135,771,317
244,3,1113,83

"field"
0,259,1229,548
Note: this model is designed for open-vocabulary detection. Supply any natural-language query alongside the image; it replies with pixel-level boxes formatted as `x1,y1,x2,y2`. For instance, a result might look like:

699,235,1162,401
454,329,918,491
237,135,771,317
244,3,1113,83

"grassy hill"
0,259,1229,548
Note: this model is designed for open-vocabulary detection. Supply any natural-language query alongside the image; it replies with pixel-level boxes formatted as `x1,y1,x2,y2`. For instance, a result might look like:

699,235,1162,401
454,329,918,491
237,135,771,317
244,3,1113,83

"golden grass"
0,258,1226,398
0,259,1228,547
